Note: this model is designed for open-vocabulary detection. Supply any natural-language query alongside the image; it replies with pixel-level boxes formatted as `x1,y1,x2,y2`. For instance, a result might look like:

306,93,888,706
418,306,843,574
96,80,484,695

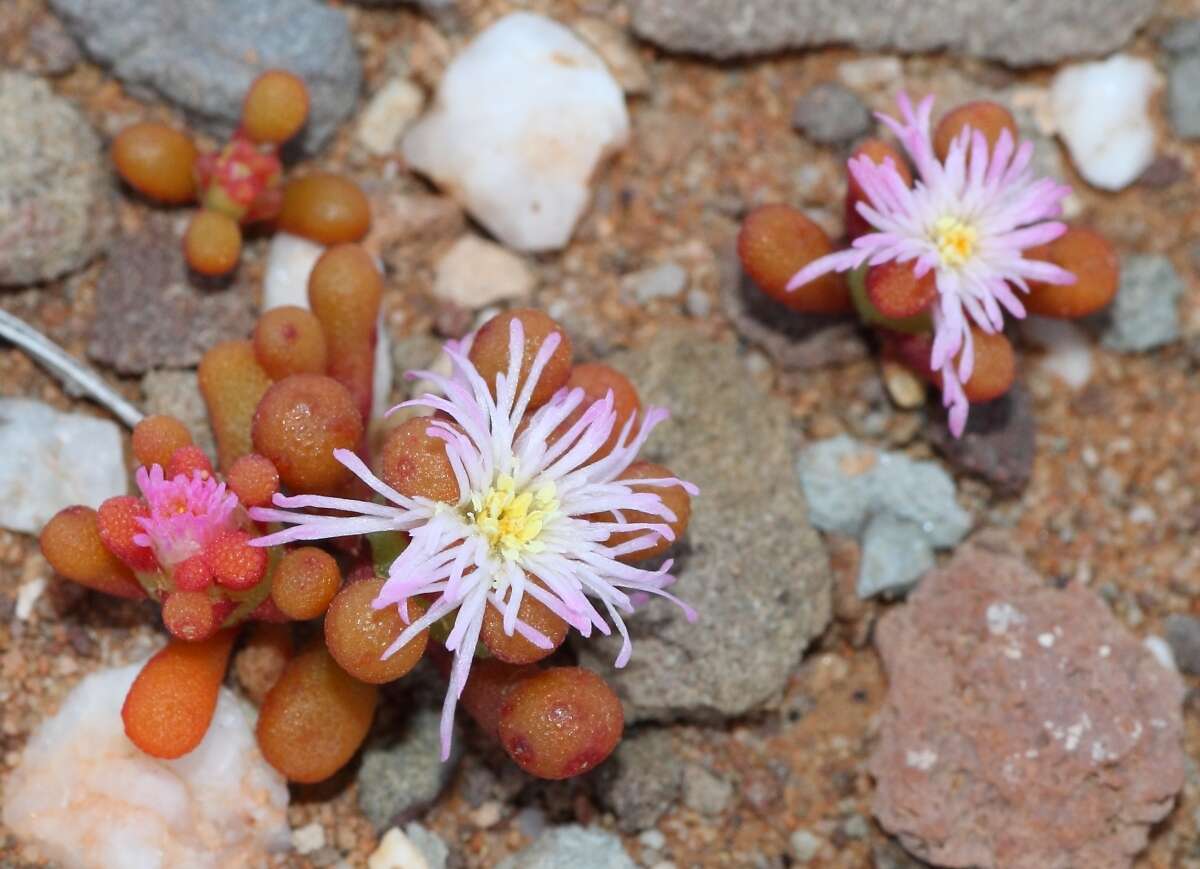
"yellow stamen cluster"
468,475,558,560
933,216,978,268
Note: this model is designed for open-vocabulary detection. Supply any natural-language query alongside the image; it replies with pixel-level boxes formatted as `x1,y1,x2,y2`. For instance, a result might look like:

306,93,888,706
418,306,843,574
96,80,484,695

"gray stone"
1160,18,1200,54
1094,255,1184,353
858,514,934,599
629,0,1158,67
593,730,682,832
791,82,871,146
1165,614,1200,676
141,369,216,461
87,216,257,375
576,330,832,722
1167,53,1200,140
0,72,111,286
356,704,461,831
49,0,360,154
495,826,635,869
798,435,970,548
680,764,734,816
404,822,449,869
624,262,688,304
0,399,126,534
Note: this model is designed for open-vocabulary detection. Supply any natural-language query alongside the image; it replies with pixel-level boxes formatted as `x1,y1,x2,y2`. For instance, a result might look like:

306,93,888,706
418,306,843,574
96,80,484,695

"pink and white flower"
132,464,240,567
788,93,1075,436
250,319,698,759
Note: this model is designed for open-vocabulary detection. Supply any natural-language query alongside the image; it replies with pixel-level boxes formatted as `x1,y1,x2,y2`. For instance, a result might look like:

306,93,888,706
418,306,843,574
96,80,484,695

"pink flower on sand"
132,464,240,567
788,93,1075,436
251,319,698,759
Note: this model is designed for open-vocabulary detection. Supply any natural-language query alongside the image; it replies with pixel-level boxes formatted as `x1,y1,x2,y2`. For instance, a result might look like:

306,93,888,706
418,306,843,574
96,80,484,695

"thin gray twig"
0,308,143,428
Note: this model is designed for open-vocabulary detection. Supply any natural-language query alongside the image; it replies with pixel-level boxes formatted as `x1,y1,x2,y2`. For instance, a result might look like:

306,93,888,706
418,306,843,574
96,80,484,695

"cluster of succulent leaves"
737,99,1119,419
111,69,370,276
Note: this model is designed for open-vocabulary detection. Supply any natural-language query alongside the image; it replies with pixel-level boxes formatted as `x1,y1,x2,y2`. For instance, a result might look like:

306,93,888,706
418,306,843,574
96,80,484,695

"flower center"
468,475,558,560
932,216,978,268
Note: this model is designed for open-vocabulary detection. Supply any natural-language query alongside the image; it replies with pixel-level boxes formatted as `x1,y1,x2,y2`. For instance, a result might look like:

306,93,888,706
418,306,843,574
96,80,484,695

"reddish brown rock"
871,549,1185,869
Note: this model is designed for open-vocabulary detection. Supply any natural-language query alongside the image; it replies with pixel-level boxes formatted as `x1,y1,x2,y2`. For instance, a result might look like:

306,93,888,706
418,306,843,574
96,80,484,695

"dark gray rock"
926,382,1036,495
721,245,869,372
629,0,1157,67
1160,18,1200,54
49,0,360,154
1167,53,1200,140
792,83,871,146
593,730,682,832
495,826,635,869
356,703,461,831
87,215,256,374
1165,614,1200,676
575,330,833,722
1092,255,1184,353
0,72,111,286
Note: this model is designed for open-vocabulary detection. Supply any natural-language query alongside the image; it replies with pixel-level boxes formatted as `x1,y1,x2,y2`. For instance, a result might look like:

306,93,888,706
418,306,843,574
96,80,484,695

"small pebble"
433,235,534,309
368,827,429,869
1164,615,1200,675
1050,55,1158,190
358,78,425,155
790,830,824,862
624,262,687,304
293,822,327,855
684,289,711,318
791,82,871,145
638,829,666,850
469,800,503,828
1094,255,1183,353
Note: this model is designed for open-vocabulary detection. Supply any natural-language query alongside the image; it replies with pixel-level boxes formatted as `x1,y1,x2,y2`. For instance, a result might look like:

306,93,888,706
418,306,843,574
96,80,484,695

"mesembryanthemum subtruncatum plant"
253,309,698,776
41,305,696,783
738,93,1119,436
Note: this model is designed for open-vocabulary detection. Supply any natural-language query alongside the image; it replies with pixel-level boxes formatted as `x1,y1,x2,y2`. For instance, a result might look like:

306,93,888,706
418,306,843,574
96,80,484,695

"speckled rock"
495,826,635,869
926,383,1036,495
357,703,461,831
872,549,1185,869
1093,254,1184,353
49,0,360,153
629,0,1158,67
87,216,256,375
576,330,832,722
593,730,682,832
0,72,111,286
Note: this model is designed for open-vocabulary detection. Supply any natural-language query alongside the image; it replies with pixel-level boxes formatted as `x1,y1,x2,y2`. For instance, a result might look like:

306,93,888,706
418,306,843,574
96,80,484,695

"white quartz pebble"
1050,55,1159,191
3,662,290,869
403,12,629,252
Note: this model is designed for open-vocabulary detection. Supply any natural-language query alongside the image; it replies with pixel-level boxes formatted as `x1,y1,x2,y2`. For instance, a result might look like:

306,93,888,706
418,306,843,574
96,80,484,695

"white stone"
403,12,630,252
358,78,426,156
1020,316,1093,390
1144,636,1178,673
624,261,687,303
15,575,46,621
262,231,326,311
1050,55,1159,191
368,827,430,869
2,661,289,869
0,399,126,534
433,235,534,309
292,822,326,855
790,830,824,862
837,56,903,90
262,232,394,419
